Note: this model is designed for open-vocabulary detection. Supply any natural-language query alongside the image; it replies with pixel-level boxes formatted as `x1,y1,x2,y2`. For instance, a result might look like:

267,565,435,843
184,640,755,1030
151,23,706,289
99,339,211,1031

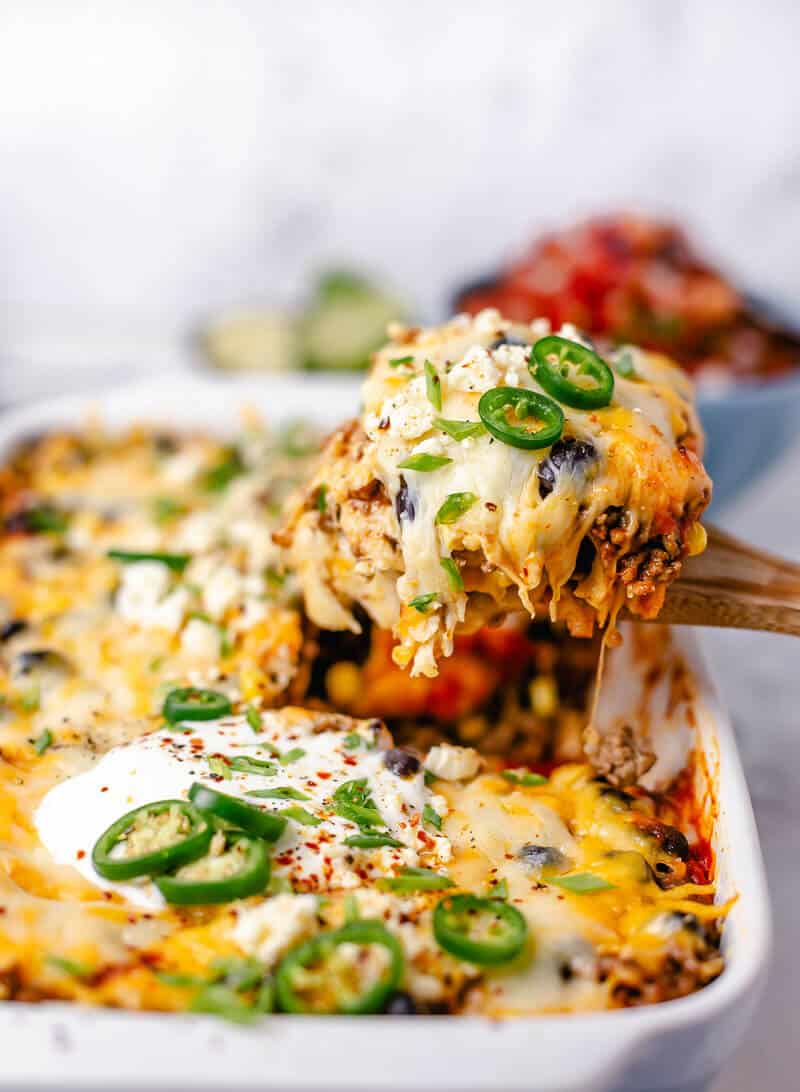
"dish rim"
0,376,772,1092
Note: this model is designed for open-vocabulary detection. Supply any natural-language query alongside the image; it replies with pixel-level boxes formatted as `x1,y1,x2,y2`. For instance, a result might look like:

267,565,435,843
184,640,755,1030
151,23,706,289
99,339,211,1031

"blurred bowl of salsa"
453,213,800,510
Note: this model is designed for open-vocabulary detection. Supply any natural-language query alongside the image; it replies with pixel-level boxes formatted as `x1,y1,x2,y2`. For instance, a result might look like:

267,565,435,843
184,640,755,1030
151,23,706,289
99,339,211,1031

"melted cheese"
283,310,711,676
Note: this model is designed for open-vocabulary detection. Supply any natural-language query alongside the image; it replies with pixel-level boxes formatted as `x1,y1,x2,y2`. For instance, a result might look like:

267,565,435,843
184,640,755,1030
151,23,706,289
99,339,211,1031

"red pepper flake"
343,756,357,767
317,771,332,780
304,842,320,852
76,849,86,860
100,786,109,793
485,501,498,512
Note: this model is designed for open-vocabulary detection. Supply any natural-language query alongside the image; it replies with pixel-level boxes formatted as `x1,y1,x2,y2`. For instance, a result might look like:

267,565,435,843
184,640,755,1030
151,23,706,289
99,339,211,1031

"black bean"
13,649,73,678
383,748,421,778
596,783,634,811
538,439,597,499
489,334,531,350
518,844,567,870
15,650,54,674
153,433,179,454
659,824,690,861
384,991,418,1015
573,536,596,576
395,476,415,522
0,620,27,642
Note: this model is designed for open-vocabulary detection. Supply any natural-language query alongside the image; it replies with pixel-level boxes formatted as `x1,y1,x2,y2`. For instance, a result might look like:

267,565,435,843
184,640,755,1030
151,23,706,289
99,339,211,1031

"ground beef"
617,531,684,599
598,928,724,1006
583,721,656,787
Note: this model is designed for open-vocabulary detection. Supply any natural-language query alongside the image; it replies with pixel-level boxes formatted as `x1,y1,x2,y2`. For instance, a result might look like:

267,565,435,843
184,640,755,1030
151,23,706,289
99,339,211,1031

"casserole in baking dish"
0,377,769,1091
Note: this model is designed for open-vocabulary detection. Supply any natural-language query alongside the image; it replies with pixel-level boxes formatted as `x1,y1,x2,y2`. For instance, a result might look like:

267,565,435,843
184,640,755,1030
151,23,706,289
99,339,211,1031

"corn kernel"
529,675,558,718
686,522,707,557
325,661,361,708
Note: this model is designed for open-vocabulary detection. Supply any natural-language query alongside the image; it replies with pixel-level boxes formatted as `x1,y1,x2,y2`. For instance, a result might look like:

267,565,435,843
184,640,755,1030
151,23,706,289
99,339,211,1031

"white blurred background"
2,0,800,399
1,4,799,1090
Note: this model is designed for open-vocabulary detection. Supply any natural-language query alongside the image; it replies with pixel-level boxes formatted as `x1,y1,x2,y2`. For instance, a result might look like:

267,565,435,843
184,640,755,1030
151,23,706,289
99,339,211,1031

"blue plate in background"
698,370,800,512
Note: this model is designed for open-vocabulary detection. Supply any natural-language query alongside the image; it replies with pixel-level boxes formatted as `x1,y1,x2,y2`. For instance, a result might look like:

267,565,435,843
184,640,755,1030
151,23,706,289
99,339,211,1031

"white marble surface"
706,453,800,1092
2,0,800,399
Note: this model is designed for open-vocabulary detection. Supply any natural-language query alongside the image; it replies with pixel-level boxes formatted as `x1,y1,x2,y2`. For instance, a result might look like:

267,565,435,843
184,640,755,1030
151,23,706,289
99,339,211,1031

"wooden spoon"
652,526,800,636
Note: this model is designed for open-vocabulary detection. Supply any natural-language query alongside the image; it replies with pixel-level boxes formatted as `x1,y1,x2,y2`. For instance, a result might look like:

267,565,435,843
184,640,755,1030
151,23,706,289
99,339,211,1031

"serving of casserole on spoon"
279,308,713,676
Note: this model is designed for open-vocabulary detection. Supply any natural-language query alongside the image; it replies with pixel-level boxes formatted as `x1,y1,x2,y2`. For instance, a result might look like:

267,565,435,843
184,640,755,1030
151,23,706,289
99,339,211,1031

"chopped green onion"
203,450,245,493
279,747,306,766
23,506,70,534
189,982,272,1023
440,556,463,592
246,705,262,734
389,356,415,368
344,893,360,922
107,549,190,573
316,484,328,513
614,349,638,379
424,770,437,787
344,832,405,849
264,566,286,588
424,360,442,411
423,804,442,830
155,970,207,988
397,453,452,473
333,779,384,829
488,878,509,900
282,806,322,827
228,755,278,777
377,867,454,893
267,873,294,896
33,728,53,755
247,786,310,801
152,497,184,524
501,770,548,787
46,955,94,979
207,756,232,780
435,492,478,525
435,418,486,441
343,732,363,750
548,872,615,894
408,592,438,613
20,685,40,713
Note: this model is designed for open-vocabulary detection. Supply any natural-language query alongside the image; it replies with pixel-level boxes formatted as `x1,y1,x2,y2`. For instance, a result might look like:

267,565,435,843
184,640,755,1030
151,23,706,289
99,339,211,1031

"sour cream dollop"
35,710,450,909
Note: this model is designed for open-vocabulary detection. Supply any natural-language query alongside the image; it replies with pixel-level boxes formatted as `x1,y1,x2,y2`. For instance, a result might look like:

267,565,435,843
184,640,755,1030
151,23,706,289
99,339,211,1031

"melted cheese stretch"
283,310,711,676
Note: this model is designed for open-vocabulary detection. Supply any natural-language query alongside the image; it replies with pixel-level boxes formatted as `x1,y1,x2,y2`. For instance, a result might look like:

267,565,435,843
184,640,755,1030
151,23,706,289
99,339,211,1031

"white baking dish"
0,376,771,1092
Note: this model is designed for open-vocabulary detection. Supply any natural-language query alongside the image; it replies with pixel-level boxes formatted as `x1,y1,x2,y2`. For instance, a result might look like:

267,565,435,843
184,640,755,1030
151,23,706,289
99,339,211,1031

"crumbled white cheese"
161,448,205,485
180,617,220,662
115,561,188,633
426,743,482,782
377,382,436,440
473,307,506,335
446,346,500,392
232,894,318,968
202,564,242,620
174,510,221,552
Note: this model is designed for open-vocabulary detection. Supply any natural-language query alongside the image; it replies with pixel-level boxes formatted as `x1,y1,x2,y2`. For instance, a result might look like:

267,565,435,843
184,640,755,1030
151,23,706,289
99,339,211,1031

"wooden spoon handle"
654,526,800,636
